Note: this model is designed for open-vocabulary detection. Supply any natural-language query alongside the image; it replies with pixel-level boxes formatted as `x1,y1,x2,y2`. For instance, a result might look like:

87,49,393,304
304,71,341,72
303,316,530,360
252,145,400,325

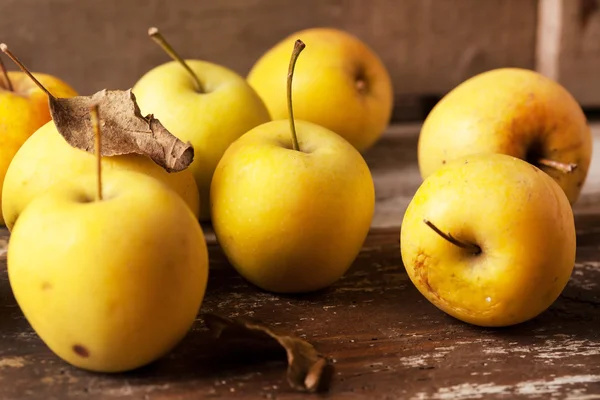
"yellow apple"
400,153,576,327
418,67,592,204
132,28,271,221
212,40,374,293
7,169,209,372
0,49,77,226
247,27,394,152
2,120,200,230
211,120,374,293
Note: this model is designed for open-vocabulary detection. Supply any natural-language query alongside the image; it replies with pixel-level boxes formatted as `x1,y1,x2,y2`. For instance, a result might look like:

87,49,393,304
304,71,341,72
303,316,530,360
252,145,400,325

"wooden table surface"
1,124,599,399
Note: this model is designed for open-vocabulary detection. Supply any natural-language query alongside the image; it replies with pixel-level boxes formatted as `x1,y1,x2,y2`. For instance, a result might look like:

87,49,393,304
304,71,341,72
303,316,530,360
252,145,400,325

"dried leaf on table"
49,89,193,172
203,313,333,393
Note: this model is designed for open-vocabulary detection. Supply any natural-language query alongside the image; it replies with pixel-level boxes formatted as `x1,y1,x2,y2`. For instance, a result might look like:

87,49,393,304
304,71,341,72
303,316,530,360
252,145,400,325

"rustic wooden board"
536,0,600,107
0,0,537,112
1,123,600,399
1,226,599,399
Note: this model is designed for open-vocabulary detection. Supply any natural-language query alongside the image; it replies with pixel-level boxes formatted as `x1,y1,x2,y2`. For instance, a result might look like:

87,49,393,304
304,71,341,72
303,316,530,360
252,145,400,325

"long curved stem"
286,40,305,152
0,44,54,98
0,55,14,91
538,158,577,173
90,104,103,202
148,27,204,93
423,219,481,255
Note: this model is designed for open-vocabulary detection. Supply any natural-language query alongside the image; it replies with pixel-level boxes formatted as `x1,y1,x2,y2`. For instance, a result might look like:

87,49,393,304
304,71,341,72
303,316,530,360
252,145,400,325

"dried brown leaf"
49,89,193,172
203,313,333,393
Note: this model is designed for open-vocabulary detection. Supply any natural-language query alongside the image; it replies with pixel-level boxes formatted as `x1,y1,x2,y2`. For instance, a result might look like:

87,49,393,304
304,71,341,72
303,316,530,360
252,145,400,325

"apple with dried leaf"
7,104,209,373
0,45,200,230
0,46,77,226
400,153,576,327
132,27,271,221
211,40,374,293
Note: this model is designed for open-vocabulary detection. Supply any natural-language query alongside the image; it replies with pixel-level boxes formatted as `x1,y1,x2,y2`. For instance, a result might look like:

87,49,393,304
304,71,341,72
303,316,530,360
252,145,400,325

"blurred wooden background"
0,0,598,120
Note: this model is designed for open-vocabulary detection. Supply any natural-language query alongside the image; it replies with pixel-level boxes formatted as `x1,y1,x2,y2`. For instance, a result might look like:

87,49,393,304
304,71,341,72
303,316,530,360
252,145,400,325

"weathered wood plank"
1,221,599,399
0,0,537,106
1,123,599,399
536,0,600,107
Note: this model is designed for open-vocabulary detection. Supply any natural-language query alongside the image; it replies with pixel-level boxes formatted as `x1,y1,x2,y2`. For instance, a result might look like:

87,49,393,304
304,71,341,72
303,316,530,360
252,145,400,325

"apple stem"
0,43,55,99
0,55,14,92
287,39,305,152
423,219,481,255
538,158,578,173
148,27,204,93
90,104,103,202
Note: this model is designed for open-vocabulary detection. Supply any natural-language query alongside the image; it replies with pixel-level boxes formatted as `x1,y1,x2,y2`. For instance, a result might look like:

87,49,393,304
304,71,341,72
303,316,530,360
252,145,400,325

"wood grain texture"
0,0,537,104
536,0,600,106
0,226,599,399
1,123,600,399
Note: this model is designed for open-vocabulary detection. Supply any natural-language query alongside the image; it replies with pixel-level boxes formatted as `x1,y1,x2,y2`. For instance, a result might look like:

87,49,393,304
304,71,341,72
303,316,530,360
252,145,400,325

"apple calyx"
0,53,14,92
0,43,53,97
423,219,481,255
286,39,306,152
354,68,368,95
355,78,367,93
148,27,204,93
537,158,578,174
89,103,103,201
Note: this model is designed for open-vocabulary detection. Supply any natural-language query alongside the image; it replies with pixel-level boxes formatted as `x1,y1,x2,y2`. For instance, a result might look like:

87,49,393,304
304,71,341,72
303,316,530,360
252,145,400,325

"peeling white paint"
565,392,600,400
402,332,599,372
436,382,509,399
412,375,600,399
435,346,456,351
575,261,600,268
483,347,508,355
570,263,599,290
399,354,430,368
0,357,25,368
517,375,600,396
454,338,496,345
400,347,454,368
479,336,600,362
332,287,377,293
531,338,600,360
